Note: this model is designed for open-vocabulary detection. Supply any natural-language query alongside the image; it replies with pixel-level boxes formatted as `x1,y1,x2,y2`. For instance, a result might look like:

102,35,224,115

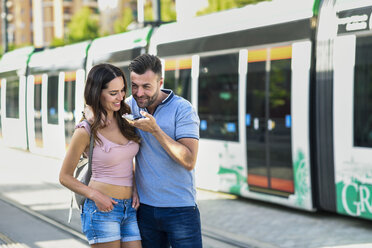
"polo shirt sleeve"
175,101,200,140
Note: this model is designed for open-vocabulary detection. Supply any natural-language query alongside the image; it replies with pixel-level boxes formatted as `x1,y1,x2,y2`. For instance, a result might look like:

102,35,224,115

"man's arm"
128,111,199,171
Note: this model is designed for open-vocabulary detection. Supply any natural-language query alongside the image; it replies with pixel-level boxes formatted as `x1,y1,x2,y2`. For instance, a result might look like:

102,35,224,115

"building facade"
0,0,98,49
0,0,33,48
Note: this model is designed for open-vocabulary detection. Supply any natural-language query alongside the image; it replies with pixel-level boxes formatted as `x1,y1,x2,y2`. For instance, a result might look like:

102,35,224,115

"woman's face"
100,76,125,113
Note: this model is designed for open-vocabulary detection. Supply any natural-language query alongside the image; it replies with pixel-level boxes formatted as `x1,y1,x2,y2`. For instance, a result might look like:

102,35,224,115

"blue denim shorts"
81,198,141,245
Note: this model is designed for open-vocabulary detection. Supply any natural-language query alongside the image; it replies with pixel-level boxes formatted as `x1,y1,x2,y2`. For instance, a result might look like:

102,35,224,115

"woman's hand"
91,190,117,212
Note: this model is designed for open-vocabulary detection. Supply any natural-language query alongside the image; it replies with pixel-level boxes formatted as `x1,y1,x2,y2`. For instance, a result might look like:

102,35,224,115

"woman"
59,63,142,248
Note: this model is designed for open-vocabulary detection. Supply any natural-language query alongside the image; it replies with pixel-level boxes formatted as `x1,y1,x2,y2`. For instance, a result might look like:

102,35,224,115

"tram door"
246,46,294,195
1,76,28,149
64,71,76,146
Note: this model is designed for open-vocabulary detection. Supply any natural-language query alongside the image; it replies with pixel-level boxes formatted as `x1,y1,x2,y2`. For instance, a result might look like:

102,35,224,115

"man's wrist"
150,125,162,135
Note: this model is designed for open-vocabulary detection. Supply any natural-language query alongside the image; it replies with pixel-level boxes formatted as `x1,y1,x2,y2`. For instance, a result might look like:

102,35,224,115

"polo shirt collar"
160,89,174,105
140,89,174,114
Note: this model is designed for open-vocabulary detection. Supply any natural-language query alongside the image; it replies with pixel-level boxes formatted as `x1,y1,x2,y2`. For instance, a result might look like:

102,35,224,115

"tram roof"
0,46,34,74
149,0,315,54
28,41,90,74
87,27,152,65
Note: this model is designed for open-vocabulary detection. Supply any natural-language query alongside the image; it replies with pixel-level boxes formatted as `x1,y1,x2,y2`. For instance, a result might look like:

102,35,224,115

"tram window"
246,61,266,118
34,75,43,147
354,36,372,148
269,59,291,119
47,75,59,124
246,60,266,178
64,72,76,144
198,53,239,141
164,58,192,102
269,58,293,182
6,78,19,118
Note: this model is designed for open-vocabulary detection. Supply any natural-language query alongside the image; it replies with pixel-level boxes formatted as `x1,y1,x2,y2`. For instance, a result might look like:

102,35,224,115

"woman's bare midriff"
89,180,133,199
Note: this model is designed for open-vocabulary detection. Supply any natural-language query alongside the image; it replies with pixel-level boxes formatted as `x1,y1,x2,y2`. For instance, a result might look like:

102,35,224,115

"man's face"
130,70,163,109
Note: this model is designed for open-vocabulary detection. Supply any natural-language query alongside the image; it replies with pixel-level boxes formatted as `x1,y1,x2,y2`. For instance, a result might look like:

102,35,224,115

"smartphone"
133,116,144,120
122,114,144,121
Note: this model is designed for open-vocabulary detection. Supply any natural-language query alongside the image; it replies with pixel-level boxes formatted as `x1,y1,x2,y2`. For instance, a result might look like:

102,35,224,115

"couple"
59,54,202,248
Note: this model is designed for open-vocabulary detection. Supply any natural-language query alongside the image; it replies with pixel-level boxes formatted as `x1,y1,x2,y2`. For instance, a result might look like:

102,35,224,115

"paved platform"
0,198,88,248
1,144,372,248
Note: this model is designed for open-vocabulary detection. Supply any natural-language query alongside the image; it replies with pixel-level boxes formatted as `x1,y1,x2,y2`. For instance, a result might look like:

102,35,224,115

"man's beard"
134,90,159,109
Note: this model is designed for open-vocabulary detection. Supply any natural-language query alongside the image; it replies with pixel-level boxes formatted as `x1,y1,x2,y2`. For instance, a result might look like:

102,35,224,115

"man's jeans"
137,204,202,248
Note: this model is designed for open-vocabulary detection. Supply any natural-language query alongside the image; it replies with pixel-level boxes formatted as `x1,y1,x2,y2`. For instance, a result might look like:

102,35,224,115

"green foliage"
7,43,31,52
161,0,176,22
67,7,99,43
144,0,153,21
144,0,176,22
236,0,267,7
114,7,134,33
7,43,18,51
197,0,271,16
50,37,66,47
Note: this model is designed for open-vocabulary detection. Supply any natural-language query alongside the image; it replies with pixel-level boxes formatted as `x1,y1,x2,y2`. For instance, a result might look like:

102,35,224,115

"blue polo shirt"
125,89,200,207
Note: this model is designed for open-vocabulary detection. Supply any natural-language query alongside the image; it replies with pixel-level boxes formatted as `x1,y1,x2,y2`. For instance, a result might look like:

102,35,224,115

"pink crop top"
76,121,139,187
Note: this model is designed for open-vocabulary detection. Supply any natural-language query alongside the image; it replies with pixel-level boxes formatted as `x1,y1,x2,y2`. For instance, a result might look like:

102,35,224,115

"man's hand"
126,111,159,134
132,189,140,210
128,111,199,171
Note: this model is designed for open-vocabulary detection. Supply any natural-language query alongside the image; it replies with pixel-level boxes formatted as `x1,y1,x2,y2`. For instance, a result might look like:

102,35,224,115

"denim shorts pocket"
81,206,95,236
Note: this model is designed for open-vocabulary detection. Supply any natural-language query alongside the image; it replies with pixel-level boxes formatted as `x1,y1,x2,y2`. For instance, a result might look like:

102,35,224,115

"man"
125,54,202,248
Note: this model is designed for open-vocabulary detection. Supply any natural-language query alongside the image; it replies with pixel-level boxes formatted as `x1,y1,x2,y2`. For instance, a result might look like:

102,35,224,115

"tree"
161,0,177,22
144,0,176,22
67,7,99,44
114,7,134,33
50,37,66,47
197,0,270,16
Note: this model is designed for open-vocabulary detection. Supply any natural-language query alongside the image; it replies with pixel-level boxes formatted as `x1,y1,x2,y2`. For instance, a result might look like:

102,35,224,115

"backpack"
68,121,94,223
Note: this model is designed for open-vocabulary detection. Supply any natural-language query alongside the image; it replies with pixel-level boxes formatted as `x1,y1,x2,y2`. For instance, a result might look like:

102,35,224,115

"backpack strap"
84,119,94,191
68,121,94,223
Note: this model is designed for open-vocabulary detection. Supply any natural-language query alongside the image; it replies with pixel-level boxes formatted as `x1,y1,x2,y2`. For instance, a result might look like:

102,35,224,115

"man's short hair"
129,54,162,78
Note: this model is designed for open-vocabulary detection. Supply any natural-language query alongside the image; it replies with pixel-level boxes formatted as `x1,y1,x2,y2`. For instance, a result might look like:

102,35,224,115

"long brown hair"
84,63,140,144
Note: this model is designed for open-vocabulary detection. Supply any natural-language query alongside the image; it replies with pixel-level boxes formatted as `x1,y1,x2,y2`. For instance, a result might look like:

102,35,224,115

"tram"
0,0,371,221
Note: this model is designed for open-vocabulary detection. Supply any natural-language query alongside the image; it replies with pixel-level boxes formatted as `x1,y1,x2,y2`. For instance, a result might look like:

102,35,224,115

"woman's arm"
59,128,90,194
59,128,116,211
131,161,140,209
